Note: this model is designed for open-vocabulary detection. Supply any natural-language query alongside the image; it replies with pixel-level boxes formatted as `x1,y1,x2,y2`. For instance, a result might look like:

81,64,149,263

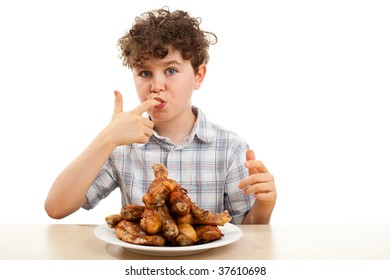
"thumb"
246,149,258,175
113,90,123,116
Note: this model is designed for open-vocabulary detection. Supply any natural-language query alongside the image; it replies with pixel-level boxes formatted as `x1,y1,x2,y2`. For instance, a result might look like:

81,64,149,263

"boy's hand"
104,90,160,147
238,150,277,204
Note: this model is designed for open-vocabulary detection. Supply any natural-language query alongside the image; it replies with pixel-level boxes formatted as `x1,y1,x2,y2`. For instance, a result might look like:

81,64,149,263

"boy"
45,8,276,225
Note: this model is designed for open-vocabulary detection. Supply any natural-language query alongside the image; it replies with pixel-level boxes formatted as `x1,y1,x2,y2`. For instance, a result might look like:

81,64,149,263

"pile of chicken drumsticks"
105,163,232,246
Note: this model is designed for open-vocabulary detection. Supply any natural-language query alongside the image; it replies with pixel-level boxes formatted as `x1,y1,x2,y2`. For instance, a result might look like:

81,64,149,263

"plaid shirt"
83,107,254,224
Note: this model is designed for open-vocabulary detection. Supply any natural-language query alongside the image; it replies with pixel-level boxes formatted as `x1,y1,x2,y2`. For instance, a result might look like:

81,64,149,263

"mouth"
154,97,166,103
153,97,166,109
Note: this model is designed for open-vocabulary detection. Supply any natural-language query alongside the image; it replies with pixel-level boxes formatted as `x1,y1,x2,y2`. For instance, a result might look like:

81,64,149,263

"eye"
166,68,177,76
139,71,151,78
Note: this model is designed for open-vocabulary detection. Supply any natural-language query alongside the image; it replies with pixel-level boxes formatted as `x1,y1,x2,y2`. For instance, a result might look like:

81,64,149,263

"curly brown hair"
117,8,217,73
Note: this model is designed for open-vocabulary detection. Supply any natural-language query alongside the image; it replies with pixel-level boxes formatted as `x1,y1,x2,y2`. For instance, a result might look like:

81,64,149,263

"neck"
153,107,197,145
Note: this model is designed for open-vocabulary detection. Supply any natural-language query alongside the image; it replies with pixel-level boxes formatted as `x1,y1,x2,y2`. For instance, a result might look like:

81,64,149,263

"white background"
0,0,389,226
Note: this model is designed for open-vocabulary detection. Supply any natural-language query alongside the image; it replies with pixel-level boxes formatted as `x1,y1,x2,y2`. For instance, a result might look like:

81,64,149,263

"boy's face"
132,49,205,125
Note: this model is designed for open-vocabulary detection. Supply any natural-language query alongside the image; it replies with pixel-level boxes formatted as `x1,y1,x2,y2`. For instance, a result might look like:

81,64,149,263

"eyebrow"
159,60,183,68
138,60,182,69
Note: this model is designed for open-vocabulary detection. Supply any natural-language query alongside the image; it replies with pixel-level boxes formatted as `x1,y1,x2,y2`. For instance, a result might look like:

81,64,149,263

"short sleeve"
82,157,118,210
224,137,254,224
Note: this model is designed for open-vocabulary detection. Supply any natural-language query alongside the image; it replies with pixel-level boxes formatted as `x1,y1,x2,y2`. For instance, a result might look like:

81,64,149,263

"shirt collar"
192,106,216,144
136,106,216,149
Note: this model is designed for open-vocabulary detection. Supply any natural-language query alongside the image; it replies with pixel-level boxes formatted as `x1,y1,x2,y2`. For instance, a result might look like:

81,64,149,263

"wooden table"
1,223,390,260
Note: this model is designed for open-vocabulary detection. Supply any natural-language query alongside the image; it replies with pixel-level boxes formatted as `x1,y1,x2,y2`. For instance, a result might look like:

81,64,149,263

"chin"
149,111,169,122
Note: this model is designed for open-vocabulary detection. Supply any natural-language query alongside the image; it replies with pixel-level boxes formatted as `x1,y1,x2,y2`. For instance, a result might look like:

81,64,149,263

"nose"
150,73,165,93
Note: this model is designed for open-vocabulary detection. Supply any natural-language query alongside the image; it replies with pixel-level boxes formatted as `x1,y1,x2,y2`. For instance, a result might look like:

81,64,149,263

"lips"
154,97,165,103
153,97,166,109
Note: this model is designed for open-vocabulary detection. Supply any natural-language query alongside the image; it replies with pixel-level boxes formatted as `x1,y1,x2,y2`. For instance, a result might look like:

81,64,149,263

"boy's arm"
238,150,277,224
44,91,160,219
44,131,117,219
242,198,276,224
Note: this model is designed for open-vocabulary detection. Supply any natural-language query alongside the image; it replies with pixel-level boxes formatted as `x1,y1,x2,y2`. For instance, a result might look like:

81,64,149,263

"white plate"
94,223,243,257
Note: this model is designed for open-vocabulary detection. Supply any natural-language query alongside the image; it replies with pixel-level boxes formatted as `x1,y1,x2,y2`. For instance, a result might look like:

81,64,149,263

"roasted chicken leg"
115,220,165,246
195,225,224,243
120,204,145,221
176,202,232,226
157,203,179,238
140,208,163,234
168,184,191,217
142,164,172,208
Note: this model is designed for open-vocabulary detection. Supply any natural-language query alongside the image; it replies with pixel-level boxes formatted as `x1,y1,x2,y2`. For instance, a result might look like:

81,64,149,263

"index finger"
131,99,161,115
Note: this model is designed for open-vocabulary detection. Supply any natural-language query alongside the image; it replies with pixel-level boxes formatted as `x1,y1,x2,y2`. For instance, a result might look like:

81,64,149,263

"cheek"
134,83,150,101
172,79,195,95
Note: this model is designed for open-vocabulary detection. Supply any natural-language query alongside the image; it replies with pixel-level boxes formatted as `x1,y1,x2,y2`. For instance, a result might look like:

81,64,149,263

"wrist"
95,128,119,153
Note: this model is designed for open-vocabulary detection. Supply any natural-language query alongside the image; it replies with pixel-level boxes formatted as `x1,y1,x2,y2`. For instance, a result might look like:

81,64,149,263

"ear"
194,64,207,90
